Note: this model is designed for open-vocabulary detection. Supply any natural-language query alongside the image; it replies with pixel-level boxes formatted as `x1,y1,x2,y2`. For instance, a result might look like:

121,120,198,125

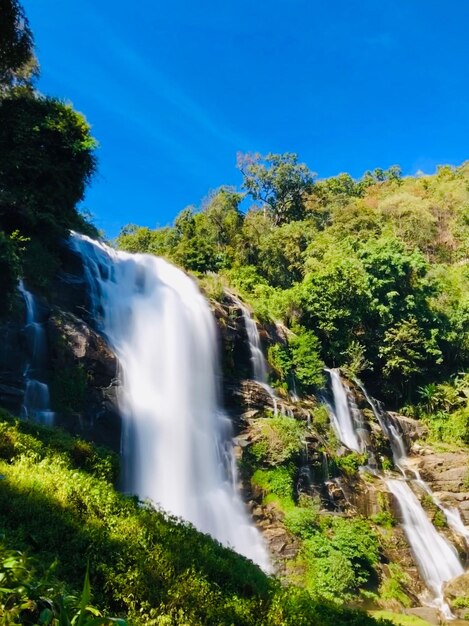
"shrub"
251,416,305,465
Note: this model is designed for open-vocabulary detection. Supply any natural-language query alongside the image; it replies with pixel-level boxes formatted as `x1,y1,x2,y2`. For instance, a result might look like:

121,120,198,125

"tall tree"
237,152,315,225
0,0,37,93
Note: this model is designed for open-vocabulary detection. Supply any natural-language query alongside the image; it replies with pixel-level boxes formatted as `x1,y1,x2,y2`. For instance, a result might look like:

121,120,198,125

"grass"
0,410,390,626
370,611,433,625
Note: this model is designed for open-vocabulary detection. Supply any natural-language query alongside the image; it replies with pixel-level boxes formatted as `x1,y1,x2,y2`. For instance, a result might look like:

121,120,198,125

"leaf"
75,563,92,626
39,607,54,625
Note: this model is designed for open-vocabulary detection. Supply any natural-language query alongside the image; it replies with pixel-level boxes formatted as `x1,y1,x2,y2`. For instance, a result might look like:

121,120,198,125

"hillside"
0,2,468,625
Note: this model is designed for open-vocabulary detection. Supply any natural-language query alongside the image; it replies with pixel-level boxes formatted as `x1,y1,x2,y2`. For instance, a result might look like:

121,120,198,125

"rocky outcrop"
445,571,469,620
0,296,27,415
47,308,121,451
413,450,469,524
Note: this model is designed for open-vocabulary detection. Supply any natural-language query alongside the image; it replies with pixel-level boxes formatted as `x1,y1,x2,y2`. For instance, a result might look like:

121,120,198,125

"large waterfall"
70,233,270,570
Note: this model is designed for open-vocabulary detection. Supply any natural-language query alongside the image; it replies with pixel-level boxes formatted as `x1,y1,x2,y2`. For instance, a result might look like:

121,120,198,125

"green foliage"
251,417,305,465
371,511,395,528
238,152,315,225
0,230,22,315
0,545,127,625
334,452,367,476
266,327,324,392
283,497,320,539
299,517,379,602
252,466,296,503
0,0,37,92
378,563,412,608
371,610,428,626
432,509,447,528
311,404,330,434
0,95,97,239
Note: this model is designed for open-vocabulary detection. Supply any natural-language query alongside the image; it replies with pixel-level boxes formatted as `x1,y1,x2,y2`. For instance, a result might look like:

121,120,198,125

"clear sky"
22,0,469,238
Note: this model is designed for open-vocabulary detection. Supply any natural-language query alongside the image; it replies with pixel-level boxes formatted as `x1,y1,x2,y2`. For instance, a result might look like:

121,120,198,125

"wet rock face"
415,451,469,524
211,296,252,387
47,308,121,451
0,296,27,415
445,571,469,620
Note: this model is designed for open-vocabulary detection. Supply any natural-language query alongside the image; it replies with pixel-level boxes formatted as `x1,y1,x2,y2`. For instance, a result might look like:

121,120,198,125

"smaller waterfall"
235,297,284,416
326,369,363,452
387,479,463,618
356,380,407,469
18,282,54,425
240,299,268,383
358,380,468,615
360,381,469,546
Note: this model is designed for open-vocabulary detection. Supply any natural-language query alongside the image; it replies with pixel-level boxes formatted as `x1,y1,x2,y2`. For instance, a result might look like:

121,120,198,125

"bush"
252,465,296,504
251,416,305,465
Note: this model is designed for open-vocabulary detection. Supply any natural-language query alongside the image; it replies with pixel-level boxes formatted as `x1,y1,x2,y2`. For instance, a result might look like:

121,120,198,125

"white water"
234,297,282,416
386,479,463,618
357,380,467,615
359,380,469,546
70,234,270,570
326,368,362,452
237,298,268,383
18,281,54,425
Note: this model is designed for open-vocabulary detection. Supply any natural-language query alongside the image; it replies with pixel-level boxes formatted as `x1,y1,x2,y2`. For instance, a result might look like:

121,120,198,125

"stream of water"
70,233,270,570
328,371,467,617
18,281,54,426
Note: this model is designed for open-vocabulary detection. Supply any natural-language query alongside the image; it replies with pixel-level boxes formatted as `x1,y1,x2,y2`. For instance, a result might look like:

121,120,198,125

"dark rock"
47,308,121,451
0,294,28,414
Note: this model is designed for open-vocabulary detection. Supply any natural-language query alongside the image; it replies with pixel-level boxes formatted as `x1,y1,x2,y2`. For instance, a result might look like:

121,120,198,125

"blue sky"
23,0,469,238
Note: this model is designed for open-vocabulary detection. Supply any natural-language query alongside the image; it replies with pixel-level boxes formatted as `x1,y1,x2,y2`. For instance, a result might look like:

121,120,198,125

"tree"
0,95,97,239
237,152,315,225
0,0,37,93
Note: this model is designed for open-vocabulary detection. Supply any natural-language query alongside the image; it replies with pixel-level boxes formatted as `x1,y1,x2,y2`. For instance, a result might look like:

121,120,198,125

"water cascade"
234,297,282,416
357,379,468,616
326,368,364,453
70,234,270,570
360,382,469,545
18,281,54,425
386,479,463,617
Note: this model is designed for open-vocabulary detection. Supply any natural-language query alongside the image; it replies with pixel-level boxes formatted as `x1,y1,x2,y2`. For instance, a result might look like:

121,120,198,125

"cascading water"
234,297,281,416
18,281,54,425
359,380,469,545
387,479,463,618
70,234,270,570
326,368,363,452
357,378,468,616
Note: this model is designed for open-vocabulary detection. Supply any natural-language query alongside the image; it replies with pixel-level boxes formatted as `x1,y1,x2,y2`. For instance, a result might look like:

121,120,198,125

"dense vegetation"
1,1,468,623
117,157,469,410
0,410,391,626
0,0,97,310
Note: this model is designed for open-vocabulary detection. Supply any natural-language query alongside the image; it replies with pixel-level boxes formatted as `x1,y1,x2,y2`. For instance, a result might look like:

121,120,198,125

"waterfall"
359,380,469,545
326,368,363,452
70,234,270,570
234,297,281,416
357,379,468,615
387,479,463,618
237,298,268,383
18,281,54,425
